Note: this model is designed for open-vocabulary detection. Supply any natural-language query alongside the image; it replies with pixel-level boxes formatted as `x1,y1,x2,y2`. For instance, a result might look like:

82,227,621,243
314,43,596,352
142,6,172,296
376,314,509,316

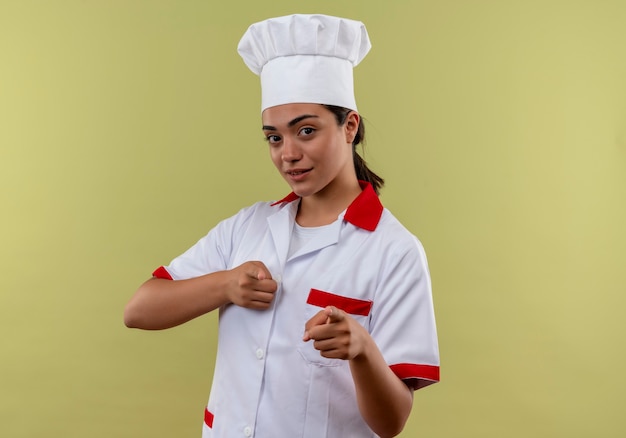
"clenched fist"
225,261,278,310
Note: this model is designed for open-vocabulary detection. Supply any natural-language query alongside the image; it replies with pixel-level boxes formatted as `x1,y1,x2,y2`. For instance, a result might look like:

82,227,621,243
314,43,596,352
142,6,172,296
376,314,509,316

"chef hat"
237,14,371,112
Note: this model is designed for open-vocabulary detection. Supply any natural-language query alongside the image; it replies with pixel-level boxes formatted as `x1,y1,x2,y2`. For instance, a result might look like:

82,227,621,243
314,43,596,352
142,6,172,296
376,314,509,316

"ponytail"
322,105,385,194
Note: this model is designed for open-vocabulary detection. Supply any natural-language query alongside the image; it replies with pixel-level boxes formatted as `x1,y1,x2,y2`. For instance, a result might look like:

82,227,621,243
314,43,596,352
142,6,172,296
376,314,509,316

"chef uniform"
152,14,440,438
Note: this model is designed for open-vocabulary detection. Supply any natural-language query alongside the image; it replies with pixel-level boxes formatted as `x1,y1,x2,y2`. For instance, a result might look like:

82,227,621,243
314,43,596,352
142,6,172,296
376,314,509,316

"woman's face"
262,103,359,199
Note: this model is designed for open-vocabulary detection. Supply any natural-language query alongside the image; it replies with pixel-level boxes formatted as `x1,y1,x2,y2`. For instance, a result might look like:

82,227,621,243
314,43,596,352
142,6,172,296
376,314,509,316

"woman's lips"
285,168,312,181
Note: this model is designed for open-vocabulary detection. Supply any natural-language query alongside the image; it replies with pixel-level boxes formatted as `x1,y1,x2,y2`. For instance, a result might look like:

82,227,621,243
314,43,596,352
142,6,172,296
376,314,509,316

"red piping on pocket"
306,289,373,316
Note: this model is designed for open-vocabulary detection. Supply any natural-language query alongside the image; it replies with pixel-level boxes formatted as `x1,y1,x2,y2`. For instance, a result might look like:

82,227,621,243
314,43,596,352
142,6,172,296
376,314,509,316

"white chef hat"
237,14,371,112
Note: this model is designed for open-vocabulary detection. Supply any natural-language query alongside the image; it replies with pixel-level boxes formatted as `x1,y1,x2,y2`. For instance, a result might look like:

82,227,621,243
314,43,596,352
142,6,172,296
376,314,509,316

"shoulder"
230,200,275,219
371,208,430,271
377,209,425,249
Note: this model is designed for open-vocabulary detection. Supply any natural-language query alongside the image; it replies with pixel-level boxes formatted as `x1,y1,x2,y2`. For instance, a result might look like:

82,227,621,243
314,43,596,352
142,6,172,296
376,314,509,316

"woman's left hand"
303,306,369,361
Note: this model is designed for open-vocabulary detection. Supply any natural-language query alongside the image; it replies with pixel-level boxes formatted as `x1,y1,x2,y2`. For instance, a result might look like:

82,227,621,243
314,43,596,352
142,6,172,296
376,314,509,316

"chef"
125,13,440,438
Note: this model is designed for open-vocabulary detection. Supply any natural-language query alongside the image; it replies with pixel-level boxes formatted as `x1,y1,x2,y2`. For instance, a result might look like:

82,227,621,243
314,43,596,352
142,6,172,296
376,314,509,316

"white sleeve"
369,235,440,390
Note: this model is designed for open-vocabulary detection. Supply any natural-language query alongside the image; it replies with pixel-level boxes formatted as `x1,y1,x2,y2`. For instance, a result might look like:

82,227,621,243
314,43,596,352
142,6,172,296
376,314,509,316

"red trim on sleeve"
306,289,373,316
204,408,214,428
152,266,173,280
390,363,440,390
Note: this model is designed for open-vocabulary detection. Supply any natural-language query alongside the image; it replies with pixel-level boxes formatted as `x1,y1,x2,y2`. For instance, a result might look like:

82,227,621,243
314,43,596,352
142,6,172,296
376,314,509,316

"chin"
292,188,310,198
284,177,326,198
289,184,315,198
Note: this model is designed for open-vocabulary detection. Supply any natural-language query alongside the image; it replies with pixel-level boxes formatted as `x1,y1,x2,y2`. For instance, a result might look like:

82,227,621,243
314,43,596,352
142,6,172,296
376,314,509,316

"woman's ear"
344,111,360,144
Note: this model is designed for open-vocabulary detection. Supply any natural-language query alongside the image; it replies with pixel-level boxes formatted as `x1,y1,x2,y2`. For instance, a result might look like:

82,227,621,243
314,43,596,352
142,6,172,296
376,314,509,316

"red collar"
271,181,383,231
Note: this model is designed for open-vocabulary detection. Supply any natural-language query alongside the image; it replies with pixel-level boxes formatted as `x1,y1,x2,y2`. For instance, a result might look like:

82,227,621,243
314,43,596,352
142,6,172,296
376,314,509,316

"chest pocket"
298,288,373,366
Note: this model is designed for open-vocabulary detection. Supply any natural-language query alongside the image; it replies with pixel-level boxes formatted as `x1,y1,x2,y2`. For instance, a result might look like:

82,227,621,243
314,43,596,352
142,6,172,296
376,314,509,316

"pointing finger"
303,308,333,341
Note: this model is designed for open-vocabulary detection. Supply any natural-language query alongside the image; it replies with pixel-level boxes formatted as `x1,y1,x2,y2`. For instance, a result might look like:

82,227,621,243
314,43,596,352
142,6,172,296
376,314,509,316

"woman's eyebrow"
262,114,319,131
287,114,318,127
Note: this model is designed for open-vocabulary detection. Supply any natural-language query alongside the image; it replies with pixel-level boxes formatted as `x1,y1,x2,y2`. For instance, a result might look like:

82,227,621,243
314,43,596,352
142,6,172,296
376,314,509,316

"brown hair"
322,105,385,194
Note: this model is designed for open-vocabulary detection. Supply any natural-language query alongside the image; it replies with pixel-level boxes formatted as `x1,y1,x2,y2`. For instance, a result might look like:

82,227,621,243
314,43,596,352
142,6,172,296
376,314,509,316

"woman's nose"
281,138,302,162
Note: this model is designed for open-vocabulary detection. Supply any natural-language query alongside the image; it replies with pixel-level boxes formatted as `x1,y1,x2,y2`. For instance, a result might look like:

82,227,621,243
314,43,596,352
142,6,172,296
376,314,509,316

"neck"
296,179,362,227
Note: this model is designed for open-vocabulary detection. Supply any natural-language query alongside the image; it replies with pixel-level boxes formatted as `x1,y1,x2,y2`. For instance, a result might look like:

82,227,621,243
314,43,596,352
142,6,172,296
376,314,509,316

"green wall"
1,1,625,436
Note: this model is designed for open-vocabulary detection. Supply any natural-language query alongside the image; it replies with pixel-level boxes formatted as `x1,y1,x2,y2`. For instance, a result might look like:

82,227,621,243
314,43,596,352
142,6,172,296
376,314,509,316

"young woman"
124,14,439,438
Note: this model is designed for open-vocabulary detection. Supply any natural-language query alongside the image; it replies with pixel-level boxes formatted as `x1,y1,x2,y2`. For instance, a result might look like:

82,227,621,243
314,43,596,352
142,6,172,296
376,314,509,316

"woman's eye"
266,135,281,144
299,127,315,136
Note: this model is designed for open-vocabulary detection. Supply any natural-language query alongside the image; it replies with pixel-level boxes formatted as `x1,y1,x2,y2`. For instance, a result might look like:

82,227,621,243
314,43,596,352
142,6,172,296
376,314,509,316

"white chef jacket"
153,182,440,438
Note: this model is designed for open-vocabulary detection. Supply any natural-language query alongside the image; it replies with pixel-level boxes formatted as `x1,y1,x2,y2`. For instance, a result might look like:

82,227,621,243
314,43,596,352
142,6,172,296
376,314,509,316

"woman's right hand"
124,261,279,330
225,261,278,310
